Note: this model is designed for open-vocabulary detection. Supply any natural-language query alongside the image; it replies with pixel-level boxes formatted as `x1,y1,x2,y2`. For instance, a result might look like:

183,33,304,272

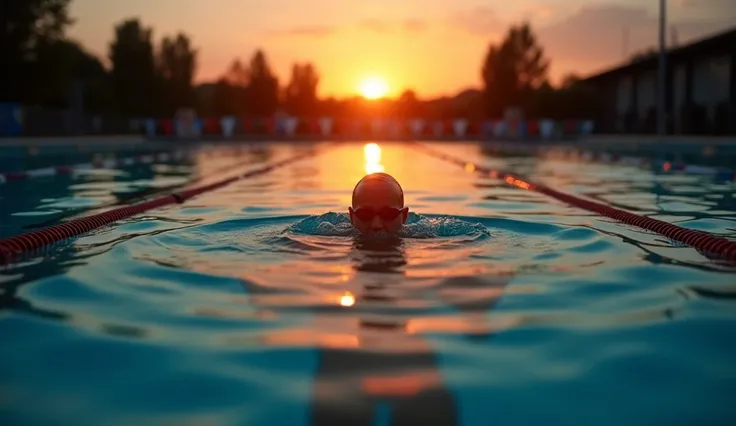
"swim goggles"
352,206,404,222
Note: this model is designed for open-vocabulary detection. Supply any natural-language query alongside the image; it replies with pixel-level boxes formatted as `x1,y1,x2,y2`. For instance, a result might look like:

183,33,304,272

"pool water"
1,141,735,426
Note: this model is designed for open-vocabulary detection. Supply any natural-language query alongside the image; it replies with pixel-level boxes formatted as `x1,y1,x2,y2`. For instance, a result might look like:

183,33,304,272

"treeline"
4,0,600,125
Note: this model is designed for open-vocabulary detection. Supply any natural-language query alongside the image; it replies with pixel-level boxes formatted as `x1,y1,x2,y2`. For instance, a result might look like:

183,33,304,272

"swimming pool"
1,140,735,426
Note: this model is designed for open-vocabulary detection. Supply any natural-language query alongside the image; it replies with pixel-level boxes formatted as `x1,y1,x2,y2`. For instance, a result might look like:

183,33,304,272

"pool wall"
3,134,736,172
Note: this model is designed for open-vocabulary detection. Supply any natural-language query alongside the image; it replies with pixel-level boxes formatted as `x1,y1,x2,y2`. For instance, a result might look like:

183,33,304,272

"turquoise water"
1,141,735,426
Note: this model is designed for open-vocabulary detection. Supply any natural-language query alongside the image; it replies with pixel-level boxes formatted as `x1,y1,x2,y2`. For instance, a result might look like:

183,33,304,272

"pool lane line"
478,142,736,181
0,145,262,184
554,148,736,181
409,141,736,262
0,146,330,265
19,153,270,231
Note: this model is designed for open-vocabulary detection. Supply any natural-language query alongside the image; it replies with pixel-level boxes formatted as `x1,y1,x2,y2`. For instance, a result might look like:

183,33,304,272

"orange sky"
69,0,734,98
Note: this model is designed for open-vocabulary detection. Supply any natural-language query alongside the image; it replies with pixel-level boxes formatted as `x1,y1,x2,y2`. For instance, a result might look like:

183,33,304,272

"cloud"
532,5,556,21
678,0,736,12
359,19,392,33
403,19,426,33
536,4,734,68
676,0,736,20
357,18,427,33
268,25,337,38
449,6,503,36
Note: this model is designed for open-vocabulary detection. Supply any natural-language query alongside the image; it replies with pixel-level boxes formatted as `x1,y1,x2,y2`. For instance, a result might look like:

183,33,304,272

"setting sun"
359,77,389,100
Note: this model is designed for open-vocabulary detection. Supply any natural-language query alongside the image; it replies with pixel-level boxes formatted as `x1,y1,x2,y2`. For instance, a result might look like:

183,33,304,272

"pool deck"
578,135,736,146
1,134,735,148
0,135,150,147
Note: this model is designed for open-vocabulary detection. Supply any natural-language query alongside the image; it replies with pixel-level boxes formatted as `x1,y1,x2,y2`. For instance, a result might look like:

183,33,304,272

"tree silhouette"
509,24,549,92
4,0,73,103
10,7,711,136
109,19,159,117
560,73,581,90
396,90,421,118
208,59,250,116
223,58,250,87
246,50,280,116
158,33,198,114
481,23,549,117
33,39,114,112
481,44,514,117
284,63,319,116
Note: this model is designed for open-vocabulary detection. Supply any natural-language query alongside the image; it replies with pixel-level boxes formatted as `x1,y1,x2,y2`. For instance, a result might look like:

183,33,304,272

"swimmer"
349,172,409,235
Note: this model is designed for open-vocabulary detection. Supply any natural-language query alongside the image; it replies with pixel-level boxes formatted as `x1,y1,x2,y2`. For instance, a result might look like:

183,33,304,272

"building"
582,27,736,135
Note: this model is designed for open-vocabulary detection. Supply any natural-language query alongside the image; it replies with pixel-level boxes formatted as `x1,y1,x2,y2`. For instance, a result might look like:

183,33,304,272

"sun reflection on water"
364,143,385,174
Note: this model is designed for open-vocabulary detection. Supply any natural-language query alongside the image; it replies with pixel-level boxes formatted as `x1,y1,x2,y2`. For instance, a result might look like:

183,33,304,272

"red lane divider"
0,148,326,265
411,142,736,262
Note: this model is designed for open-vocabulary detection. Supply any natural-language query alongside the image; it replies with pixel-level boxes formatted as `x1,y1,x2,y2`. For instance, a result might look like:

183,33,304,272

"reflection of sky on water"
1,141,735,426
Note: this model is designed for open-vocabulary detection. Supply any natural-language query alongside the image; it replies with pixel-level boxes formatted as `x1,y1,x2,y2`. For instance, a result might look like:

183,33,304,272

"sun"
359,77,389,100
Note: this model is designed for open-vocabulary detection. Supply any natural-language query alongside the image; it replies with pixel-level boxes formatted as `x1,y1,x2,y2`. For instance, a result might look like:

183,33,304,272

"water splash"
287,212,491,239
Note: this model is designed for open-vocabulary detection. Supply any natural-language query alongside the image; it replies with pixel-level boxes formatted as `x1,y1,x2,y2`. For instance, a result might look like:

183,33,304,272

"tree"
223,58,250,87
508,24,549,92
158,33,198,114
481,22,549,117
283,63,319,116
396,90,421,118
246,50,280,116
32,39,114,112
209,59,250,116
481,43,516,117
3,0,74,103
109,19,159,117
559,73,581,90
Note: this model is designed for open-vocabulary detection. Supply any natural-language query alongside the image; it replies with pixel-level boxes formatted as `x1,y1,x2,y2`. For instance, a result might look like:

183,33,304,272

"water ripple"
1,141,735,426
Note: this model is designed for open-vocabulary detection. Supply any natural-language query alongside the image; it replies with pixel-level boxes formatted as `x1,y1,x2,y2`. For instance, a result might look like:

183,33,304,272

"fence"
138,115,596,141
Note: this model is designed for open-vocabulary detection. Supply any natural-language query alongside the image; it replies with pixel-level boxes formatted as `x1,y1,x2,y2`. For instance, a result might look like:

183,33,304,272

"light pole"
657,0,667,136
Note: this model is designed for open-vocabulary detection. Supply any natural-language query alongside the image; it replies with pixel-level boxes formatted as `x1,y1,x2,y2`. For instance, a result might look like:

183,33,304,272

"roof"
582,26,736,82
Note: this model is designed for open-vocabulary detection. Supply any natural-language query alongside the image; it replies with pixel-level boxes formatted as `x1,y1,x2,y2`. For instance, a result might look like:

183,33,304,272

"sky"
68,0,736,99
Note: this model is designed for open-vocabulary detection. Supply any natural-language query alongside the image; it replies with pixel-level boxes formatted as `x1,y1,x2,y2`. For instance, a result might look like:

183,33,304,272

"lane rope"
0,146,328,265
20,151,269,230
410,141,736,262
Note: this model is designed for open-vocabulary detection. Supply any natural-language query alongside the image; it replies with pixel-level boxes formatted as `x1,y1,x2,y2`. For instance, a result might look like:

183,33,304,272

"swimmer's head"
349,172,409,235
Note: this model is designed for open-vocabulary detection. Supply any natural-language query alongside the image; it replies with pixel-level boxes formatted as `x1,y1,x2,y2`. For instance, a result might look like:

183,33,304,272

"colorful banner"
131,114,596,141
493,120,506,138
145,119,156,137
175,108,200,137
410,119,424,137
453,119,468,137
432,121,443,137
371,119,386,136
319,117,333,136
0,103,23,136
581,120,594,135
283,117,298,136
221,116,236,137
540,119,554,139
